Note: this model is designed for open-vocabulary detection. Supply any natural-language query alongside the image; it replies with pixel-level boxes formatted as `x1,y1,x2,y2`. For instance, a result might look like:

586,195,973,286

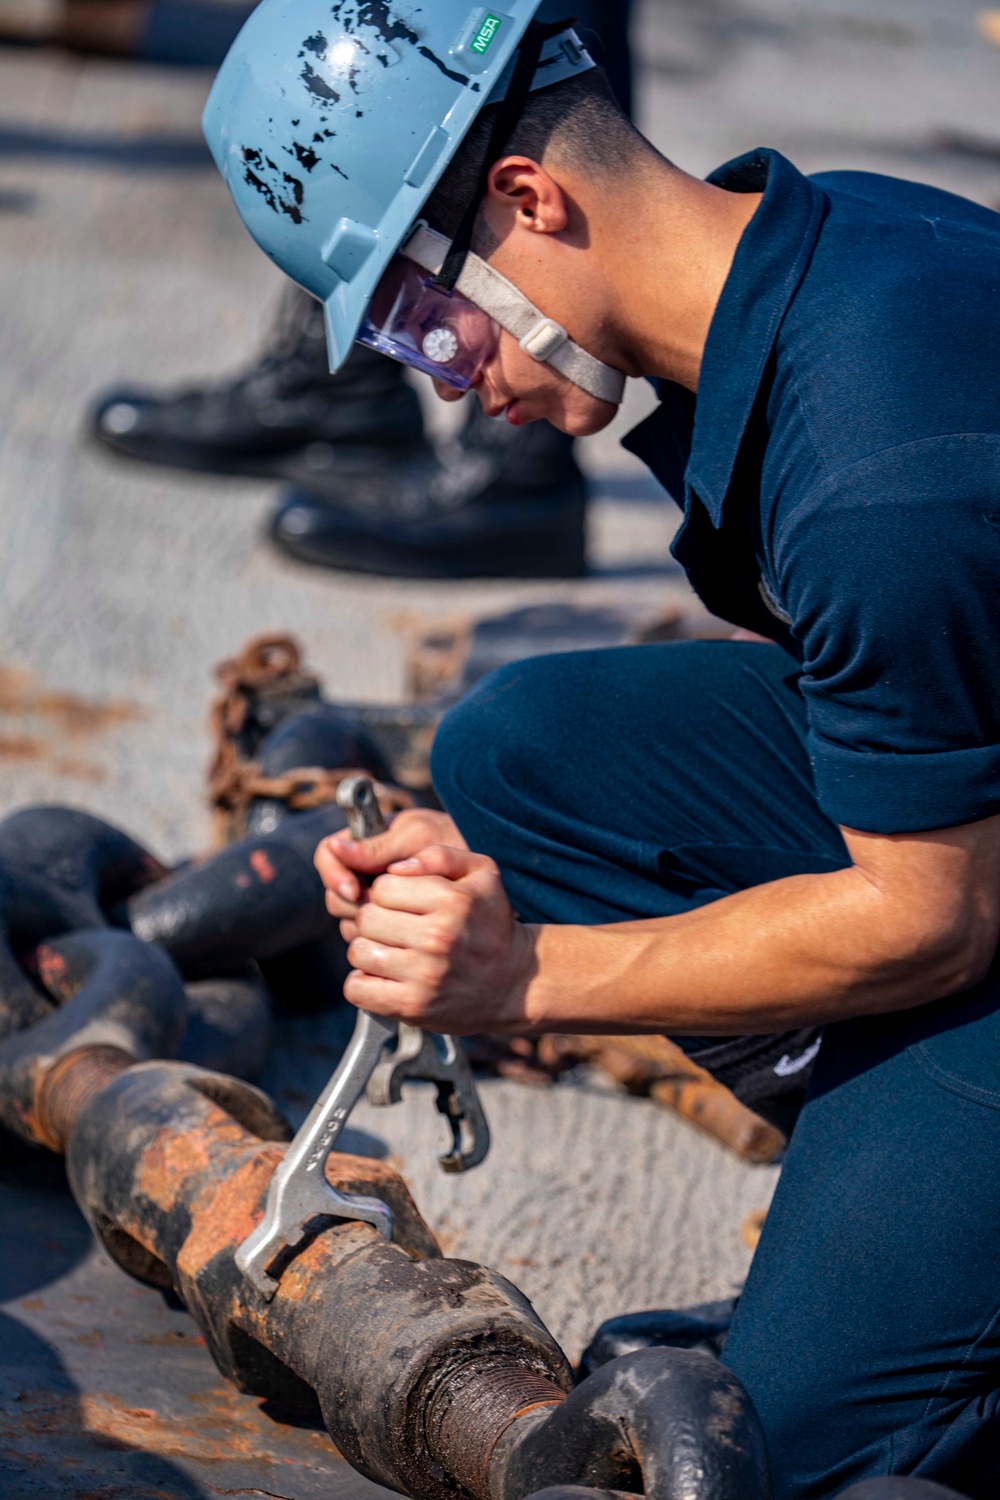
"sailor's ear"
485,156,568,235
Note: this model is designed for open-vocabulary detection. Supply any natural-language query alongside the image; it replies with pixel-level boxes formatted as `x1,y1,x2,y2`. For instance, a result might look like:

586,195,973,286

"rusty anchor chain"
0,803,275,1084
0,805,167,1041
0,864,770,1500
58,1053,574,1500
538,1035,787,1164
207,631,413,845
127,806,350,977
53,1052,768,1500
0,927,186,1153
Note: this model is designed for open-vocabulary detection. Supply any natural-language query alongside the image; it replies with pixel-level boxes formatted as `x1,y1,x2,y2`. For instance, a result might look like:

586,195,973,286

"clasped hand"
314,808,535,1035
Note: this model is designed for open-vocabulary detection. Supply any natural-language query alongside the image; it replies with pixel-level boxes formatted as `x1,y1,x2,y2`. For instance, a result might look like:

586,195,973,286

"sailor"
206,5,1000,1494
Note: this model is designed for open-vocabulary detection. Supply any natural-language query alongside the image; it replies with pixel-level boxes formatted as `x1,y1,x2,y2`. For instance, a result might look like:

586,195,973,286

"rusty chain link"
207,632,413,844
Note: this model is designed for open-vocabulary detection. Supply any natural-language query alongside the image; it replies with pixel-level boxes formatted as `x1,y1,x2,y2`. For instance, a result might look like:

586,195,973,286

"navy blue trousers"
430,642,1000,1499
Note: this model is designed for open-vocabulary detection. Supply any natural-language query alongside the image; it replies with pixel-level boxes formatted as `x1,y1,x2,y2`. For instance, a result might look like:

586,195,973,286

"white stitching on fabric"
910,1042,1000,1112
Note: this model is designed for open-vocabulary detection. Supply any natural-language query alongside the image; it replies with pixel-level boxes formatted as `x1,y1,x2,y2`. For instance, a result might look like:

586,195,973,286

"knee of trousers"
430,659,551,846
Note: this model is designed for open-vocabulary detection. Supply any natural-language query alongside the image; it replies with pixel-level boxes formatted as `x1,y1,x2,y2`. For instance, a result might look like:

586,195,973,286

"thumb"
332,828,400,872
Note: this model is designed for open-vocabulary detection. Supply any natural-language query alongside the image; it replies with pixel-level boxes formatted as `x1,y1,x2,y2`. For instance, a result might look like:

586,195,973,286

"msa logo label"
471,12,503,55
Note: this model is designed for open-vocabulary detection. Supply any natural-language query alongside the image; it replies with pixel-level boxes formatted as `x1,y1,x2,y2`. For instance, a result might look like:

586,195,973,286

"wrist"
505,923,632,1034
499,921,544,1032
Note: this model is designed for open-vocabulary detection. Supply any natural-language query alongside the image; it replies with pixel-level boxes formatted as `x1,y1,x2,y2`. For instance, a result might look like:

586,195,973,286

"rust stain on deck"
0,665,143,738
0,1387,333,1465
0,732,46,760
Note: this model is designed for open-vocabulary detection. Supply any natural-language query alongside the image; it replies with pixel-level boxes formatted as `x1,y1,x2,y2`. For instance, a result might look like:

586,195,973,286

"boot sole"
89,431,427,483
268,494,588,580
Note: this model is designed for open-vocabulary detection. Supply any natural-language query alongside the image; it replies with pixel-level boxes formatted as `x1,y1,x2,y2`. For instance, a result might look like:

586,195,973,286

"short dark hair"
421,66,660,251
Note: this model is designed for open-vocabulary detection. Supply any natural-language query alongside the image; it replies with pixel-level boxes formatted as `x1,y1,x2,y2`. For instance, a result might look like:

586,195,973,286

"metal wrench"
236,776,488,1301
369,1024,490,1172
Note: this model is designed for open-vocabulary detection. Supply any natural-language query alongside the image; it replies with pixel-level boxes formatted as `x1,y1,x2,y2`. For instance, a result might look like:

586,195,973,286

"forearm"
518,861,995,1036
331,814,1000,1040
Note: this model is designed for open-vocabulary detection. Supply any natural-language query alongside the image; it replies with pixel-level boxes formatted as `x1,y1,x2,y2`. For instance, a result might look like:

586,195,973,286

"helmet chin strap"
403,223,626,407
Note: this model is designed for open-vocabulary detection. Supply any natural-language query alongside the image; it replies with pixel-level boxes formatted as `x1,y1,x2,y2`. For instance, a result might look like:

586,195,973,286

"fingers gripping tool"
236,776,490,1300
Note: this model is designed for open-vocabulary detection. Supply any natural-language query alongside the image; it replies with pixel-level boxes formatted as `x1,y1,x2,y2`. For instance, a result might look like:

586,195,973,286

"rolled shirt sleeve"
773,434,1000,832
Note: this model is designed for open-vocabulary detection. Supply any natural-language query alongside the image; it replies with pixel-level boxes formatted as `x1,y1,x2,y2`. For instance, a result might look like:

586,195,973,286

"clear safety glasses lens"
356,256,499,390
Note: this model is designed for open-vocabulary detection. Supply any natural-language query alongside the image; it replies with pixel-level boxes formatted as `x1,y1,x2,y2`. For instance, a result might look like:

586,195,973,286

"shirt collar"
627,149,827,526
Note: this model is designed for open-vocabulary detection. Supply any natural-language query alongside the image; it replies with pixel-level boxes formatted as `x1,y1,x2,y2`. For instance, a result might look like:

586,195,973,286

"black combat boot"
269,396,587,579
91,287,425,481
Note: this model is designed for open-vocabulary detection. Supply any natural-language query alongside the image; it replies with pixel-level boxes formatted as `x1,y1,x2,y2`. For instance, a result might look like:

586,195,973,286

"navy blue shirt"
623,148,1000,836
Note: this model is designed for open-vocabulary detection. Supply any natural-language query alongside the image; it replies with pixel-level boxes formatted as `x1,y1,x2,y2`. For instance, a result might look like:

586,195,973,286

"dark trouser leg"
430,641,1000,1493
724,983,1000,1499
431,641,845,925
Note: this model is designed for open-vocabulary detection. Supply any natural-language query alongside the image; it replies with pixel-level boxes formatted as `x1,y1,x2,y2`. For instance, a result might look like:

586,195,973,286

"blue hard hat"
204,1,594,372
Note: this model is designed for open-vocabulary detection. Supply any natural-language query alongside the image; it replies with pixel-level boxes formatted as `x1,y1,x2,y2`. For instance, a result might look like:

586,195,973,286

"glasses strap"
407,223,625,405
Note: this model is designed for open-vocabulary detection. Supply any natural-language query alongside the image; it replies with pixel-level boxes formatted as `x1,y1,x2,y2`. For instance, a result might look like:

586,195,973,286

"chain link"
207,632,413,844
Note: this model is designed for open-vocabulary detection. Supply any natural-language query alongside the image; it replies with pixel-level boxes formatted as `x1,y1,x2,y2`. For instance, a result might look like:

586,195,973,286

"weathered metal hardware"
369,1023,491,1172
545,1035,786,1164
487,1347,769,1500
245,701,396,836
127,807,348,977
0,805,166,1039
0,641,780,1500
207,632,413,844
57,1055,770,1500
0,822,771,1500
179,970,272,1079
62,1058,579,1499
0,927,186,1151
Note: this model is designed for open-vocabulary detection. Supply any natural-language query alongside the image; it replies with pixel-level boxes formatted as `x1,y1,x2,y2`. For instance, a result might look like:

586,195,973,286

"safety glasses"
356,255,500,390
